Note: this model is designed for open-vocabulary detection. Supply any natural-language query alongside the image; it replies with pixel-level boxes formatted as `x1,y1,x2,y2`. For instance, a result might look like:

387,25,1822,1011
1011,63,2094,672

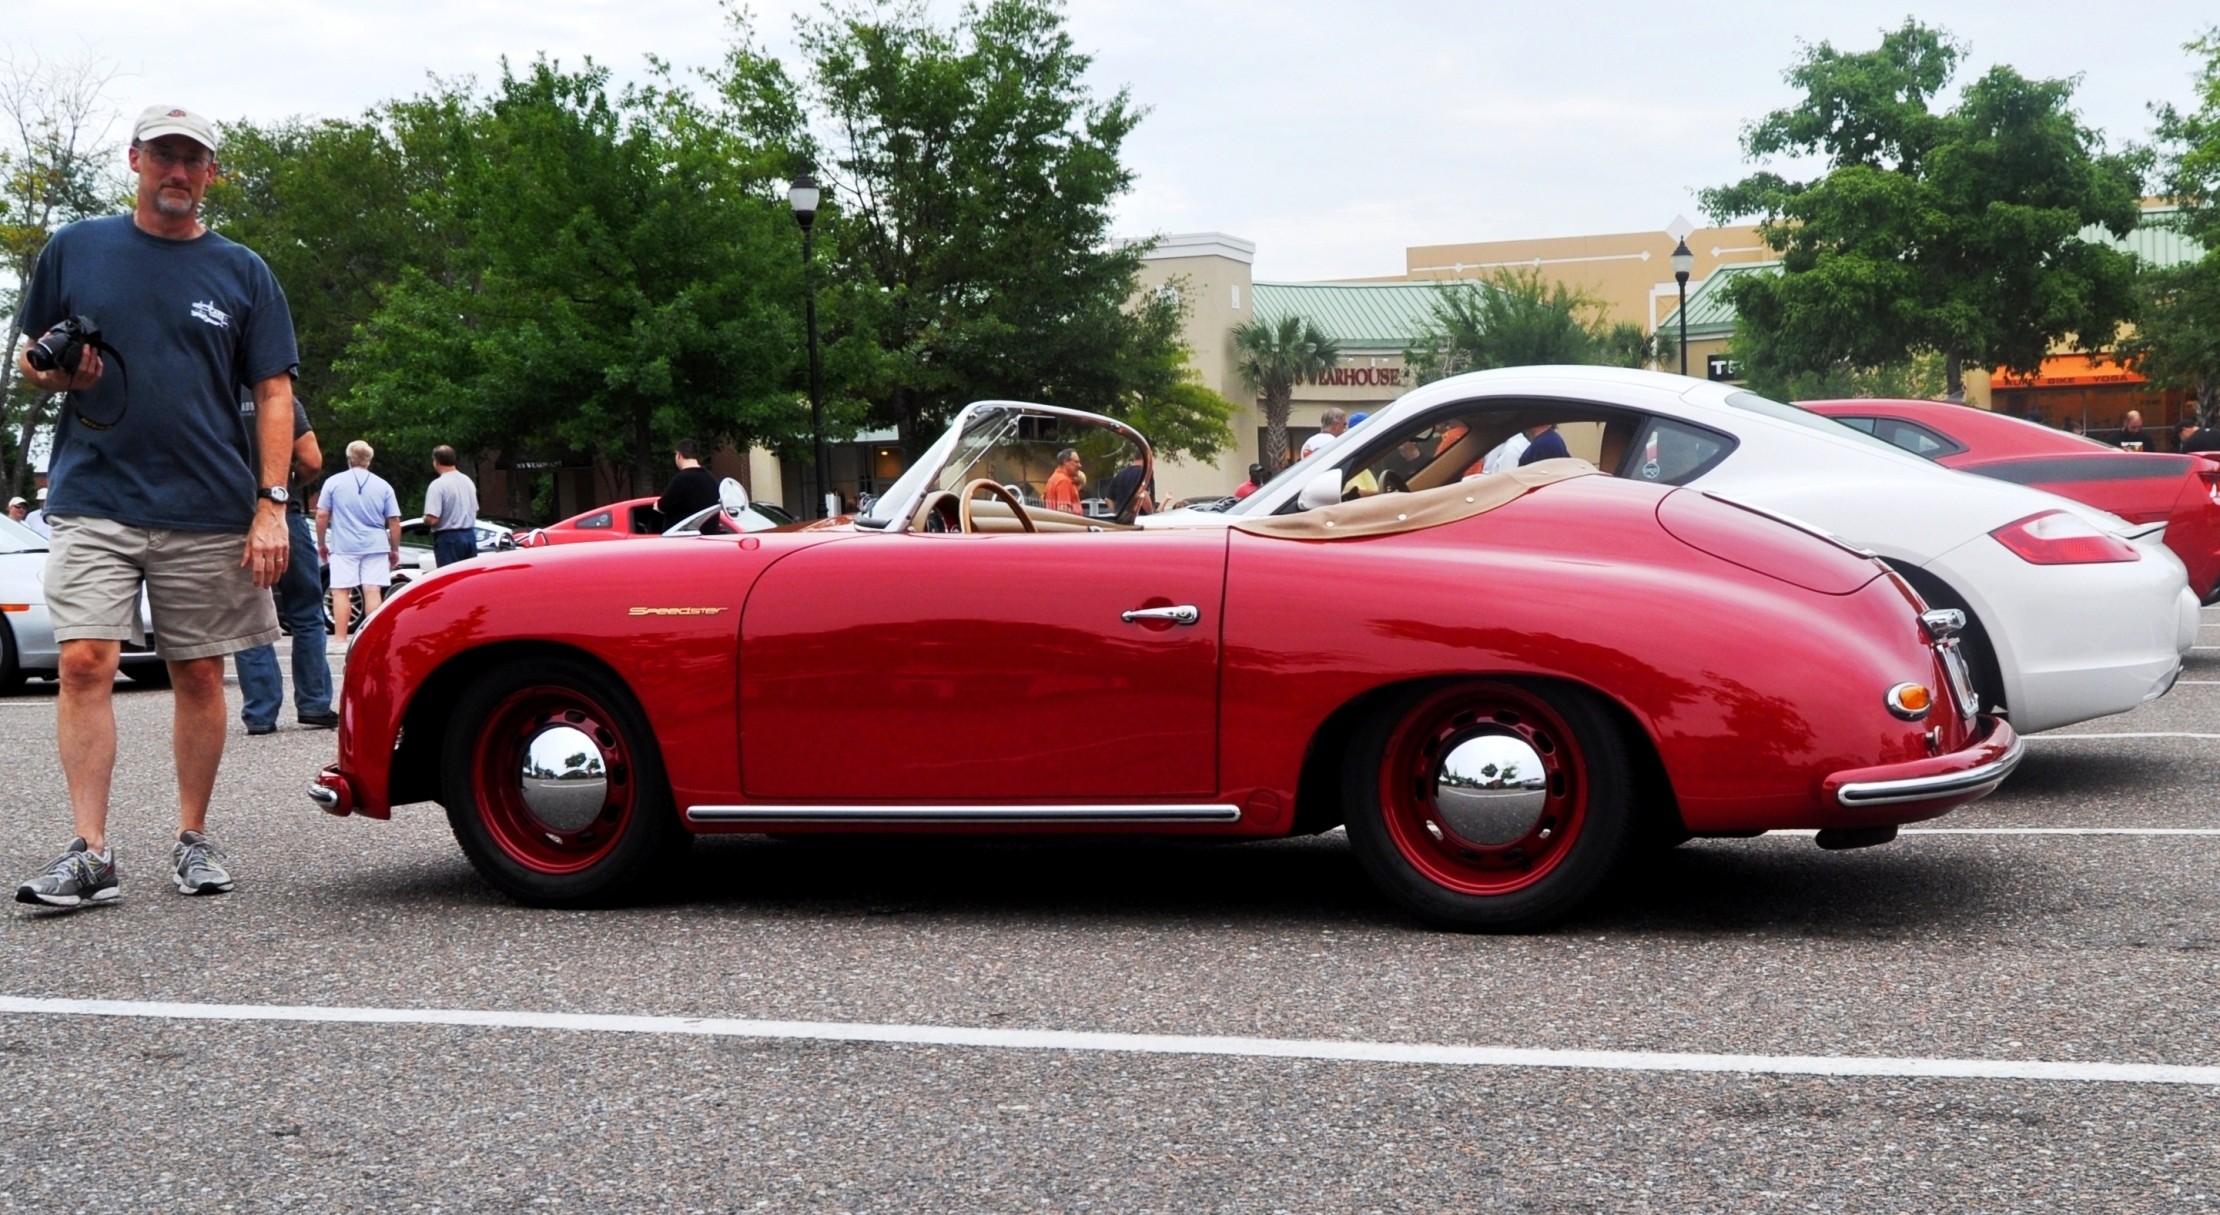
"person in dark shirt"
1107,452,1152,519
2112,410,2152,451
1516,423,1571,466
657,438,720,528
2180,421,2220,454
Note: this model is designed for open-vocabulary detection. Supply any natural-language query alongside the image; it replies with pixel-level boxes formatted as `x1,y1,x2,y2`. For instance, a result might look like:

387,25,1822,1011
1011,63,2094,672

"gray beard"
154,191,195,218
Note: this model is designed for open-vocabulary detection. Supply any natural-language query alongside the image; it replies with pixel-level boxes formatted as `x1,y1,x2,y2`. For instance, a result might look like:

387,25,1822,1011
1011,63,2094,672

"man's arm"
293,431,321,482
422,481,442,530
315,507,330,555
242,374,293,587
387,514,403,566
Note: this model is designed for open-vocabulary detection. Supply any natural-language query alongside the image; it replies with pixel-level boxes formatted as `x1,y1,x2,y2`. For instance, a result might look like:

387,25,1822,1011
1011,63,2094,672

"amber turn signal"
1885,682,1933,720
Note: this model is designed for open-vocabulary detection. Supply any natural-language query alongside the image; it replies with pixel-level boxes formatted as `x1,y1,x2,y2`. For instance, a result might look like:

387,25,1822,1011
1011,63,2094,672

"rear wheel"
0,620,22,695
441,655,683,906
1343,680,1634,931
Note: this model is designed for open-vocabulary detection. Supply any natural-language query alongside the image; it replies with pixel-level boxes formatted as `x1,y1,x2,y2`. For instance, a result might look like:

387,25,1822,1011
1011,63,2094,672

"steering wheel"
914,490,962,533
1379,468,1410,494
959,478,1036,533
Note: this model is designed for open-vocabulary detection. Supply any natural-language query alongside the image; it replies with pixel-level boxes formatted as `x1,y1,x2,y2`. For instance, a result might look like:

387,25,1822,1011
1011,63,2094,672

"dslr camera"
25,315,99,376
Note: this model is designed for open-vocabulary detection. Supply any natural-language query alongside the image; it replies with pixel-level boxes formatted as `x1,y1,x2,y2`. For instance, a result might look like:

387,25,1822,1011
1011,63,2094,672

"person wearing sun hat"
12,103,300,910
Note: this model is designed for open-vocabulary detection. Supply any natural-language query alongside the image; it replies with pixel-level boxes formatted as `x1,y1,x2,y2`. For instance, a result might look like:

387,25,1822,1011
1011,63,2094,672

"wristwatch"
257,485,290,506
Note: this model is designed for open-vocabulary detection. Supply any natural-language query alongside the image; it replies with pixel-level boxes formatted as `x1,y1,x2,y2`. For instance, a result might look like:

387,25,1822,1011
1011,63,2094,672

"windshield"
866,403,1153,528
0,514,45,552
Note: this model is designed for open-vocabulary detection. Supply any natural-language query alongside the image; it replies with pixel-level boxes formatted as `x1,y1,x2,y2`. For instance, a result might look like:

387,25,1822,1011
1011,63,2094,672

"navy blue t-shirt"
17,215,299,533
1517,428,1571,466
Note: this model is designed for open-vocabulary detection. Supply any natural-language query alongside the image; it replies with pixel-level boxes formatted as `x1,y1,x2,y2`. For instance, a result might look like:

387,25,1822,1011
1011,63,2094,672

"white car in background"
1195,366,2196,734
0,514,168,693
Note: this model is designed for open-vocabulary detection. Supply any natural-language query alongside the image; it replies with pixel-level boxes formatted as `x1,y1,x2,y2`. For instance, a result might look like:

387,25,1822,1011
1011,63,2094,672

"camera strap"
68,337,130,431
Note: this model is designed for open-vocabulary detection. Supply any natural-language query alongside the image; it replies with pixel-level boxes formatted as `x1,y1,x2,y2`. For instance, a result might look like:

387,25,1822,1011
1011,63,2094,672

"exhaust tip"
1815,825,1899,851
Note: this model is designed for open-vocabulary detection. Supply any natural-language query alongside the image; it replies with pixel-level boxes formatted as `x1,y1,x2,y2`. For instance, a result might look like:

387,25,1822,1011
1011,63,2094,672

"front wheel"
441,655,684,906
1343,680,1635,931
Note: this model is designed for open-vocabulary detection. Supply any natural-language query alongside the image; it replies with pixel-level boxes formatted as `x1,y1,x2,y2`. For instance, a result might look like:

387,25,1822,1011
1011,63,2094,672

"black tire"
121,661,172,688
0,619,22,695
440,655,685,907
1343,679,1635,932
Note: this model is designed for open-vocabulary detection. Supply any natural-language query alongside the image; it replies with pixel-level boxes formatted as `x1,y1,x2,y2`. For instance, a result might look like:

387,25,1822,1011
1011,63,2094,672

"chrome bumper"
1835,732,2025,808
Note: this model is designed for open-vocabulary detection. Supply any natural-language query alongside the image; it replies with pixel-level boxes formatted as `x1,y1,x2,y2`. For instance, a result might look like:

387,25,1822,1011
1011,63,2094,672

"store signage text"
1306,365,1406,388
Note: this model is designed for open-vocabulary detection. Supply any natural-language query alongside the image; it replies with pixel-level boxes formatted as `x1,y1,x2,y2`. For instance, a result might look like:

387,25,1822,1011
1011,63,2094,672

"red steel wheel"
1345,680,1635,931
471,687,635,875
442,656,681,906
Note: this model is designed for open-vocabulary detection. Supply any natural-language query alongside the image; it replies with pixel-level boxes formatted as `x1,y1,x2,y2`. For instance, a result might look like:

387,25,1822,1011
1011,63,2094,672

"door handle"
1121,605,1200,626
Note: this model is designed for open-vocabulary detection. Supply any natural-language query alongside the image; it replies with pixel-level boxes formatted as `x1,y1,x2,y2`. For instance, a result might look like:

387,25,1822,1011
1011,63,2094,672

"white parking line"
1902,827,2220,836
2027,732,2220,740
1,995,2215,1087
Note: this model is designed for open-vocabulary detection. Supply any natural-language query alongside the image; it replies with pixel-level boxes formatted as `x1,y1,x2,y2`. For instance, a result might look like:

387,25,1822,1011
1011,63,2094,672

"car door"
739,528,1228,802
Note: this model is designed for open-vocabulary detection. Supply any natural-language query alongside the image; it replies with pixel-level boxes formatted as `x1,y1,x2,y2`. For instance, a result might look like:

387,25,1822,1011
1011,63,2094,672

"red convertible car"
313,403,2018,930
1803,398,2220,602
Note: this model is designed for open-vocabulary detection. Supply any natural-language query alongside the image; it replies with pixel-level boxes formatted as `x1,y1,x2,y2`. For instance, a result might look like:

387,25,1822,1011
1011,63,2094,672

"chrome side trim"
686,803,1243,824
1835,736,2026,808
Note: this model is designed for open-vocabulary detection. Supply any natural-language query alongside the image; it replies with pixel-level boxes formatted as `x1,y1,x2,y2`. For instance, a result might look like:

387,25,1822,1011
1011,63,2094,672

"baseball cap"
6,496,23,508
133,105,218,153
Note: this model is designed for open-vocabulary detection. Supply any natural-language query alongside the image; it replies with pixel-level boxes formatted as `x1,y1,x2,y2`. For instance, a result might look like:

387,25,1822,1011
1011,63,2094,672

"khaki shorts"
46,515,281,661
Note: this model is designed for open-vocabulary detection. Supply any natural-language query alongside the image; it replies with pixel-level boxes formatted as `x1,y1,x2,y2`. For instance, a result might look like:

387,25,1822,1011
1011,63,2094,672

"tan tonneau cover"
1230,458,1600,541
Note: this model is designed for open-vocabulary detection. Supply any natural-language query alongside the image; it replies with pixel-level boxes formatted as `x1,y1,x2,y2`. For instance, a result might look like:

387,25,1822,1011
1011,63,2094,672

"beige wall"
1406,224,1771,332
1137,234,1257,502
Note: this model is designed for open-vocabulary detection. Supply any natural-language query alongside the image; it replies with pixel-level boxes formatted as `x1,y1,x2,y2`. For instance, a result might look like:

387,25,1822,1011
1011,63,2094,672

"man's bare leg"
55,639,121,851
362,584,384,617
329,586,349,644
170,656,228,836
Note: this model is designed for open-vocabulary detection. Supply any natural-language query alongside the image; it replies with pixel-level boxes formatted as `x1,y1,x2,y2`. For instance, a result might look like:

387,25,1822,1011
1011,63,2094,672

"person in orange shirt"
1043,448,1083,514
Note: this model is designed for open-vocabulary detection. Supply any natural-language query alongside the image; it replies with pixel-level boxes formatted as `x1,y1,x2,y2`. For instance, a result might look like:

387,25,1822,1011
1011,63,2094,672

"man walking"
656,438,718,528
317,441,401,643
1300,408,1349,459
13,105,297,908
233,393,335,735
422,445,480,567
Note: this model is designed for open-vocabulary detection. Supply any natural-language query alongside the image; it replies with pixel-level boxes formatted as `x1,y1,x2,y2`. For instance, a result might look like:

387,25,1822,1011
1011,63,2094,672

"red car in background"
1803,399,2220,603
518,496,796,547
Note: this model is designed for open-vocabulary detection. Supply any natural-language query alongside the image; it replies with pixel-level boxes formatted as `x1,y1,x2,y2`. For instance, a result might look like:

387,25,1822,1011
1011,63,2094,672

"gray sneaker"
172,831,234,895
15,839,121,909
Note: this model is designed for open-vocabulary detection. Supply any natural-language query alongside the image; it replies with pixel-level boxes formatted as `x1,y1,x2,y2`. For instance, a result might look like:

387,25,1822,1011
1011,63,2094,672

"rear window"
577,511,612,530
1724,391,1916,456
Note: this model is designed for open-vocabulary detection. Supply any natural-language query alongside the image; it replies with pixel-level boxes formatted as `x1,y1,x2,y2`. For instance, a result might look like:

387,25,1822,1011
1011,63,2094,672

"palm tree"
1233,315,1340,473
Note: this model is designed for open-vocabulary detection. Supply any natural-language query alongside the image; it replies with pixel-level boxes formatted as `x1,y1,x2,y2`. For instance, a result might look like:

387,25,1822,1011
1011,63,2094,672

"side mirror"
1296,468,1345,512
718,477,749,516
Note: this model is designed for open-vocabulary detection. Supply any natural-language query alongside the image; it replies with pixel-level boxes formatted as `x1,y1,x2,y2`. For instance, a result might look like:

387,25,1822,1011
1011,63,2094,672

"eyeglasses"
140,144,213,171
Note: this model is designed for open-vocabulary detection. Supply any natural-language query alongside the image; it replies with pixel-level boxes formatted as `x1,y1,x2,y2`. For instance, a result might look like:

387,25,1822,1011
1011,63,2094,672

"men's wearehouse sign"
1306,364,1407,388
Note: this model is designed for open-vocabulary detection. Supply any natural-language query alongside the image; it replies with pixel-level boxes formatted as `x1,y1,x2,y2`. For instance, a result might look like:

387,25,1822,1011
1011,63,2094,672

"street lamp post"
1671,238,1693,378
788,173,832,517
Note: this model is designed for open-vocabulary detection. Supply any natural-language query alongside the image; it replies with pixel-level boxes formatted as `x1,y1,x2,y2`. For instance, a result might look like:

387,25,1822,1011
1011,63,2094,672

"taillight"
2200,467,2220,504
1989,510,2141,564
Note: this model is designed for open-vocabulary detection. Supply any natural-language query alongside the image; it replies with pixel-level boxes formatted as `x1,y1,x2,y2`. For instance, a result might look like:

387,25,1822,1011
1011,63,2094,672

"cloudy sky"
28,0,2217,281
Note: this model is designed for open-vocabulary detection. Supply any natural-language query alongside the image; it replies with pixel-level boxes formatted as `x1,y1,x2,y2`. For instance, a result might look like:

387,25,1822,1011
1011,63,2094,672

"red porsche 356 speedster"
313,402,2018,930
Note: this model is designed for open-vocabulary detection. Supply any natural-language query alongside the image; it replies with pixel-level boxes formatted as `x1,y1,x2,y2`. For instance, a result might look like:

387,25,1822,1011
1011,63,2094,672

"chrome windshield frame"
859,400,1154,534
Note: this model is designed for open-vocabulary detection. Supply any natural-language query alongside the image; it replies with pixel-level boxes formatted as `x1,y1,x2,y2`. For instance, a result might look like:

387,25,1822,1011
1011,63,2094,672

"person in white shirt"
316,440,401,642
1479,431,1530,475
1300,408,1349,460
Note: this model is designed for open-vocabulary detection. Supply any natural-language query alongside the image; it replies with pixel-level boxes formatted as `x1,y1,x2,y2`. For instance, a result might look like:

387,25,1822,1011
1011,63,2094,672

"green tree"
1405,267,1643,383
2131,29,2220,424
719,0,1223,461
330,60,809,497
203,102,468,428
2152,28,2220,250
0,51,121,500
1232,314,1338,472
1701,19,2142,399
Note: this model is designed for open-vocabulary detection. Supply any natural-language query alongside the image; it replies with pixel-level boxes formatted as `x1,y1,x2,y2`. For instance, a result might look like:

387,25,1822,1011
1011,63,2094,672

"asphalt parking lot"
4,621,2220,1213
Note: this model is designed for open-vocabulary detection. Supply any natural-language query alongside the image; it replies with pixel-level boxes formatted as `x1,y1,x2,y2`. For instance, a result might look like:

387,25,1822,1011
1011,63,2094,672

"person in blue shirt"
1517,423,1571,466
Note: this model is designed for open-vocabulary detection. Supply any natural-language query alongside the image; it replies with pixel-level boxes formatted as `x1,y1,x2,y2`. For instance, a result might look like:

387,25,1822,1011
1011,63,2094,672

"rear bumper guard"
1827,717,2023,809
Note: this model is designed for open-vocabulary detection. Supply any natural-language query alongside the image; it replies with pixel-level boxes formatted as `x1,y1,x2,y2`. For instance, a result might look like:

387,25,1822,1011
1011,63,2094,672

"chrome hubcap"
1432,732,1549,847
517,724,608,833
